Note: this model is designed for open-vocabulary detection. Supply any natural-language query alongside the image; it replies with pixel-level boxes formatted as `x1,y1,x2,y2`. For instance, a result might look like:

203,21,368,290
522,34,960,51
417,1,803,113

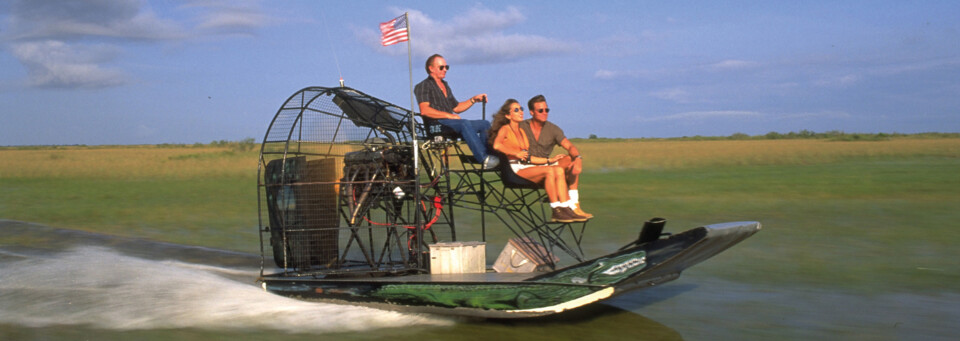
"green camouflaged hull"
261,221,760,318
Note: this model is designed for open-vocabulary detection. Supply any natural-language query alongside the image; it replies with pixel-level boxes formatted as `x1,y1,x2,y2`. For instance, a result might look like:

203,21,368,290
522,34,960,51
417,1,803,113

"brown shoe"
551,207,576,223
563,207,589,222
573,206,593,219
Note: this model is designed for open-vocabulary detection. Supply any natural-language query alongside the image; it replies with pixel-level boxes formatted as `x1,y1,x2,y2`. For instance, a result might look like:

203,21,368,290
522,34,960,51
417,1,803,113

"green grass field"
2,138,958,293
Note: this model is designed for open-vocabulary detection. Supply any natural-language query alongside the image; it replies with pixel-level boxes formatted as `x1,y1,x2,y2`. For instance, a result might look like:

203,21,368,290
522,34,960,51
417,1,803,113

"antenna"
319,10,344,86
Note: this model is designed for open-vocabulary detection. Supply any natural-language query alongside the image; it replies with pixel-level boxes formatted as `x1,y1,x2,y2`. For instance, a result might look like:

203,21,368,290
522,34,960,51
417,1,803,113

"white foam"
0,246,452,333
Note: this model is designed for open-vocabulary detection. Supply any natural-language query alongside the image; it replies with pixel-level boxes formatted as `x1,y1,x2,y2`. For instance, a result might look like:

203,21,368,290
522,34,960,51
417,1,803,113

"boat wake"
0,243,452,334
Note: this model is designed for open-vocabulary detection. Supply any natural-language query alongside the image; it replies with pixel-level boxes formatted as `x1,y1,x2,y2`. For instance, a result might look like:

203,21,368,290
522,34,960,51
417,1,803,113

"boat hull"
261,221,760,318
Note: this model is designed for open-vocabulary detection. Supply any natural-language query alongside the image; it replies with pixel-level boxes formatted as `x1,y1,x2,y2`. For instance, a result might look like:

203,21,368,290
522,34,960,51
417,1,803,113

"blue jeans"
436,118,491,162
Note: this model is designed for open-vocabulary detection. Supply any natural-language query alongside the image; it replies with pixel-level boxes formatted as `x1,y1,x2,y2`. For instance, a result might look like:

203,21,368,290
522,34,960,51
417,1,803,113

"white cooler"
428,241,486,274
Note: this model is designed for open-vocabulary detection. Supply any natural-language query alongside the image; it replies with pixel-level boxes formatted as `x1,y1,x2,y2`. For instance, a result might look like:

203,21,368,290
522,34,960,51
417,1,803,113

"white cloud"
594,69,619,80
636,110,762,123
5,0,186,41
592,69,653,80
365,6,577,64
11,40,127,88
837,75,860,86
183,0,272,35
3,0,273,89
5,0,275,42
708,59,759,70
449,5,523,33
649,88,691,103
593,58,760,83
776,110,852,120
590,31,661,58
814,74,860,87
870,57,960,76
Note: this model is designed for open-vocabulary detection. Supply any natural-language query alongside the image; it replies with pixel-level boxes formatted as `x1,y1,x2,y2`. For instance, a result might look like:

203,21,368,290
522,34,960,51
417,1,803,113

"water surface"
1,221,956,340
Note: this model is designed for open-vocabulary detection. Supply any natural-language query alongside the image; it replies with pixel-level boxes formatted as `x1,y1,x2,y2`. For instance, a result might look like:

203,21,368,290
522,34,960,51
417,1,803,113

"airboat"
256,86,760,318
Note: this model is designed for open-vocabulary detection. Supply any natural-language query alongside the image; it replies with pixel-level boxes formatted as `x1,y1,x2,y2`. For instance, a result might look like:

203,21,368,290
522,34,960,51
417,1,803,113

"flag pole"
404,12,424,268
406,12,418,173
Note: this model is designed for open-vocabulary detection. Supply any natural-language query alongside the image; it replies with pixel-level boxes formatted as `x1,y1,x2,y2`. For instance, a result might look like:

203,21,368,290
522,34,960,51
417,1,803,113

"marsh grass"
576,138,960,170
0,145,257,179
583,156,960,292
2,138,958,292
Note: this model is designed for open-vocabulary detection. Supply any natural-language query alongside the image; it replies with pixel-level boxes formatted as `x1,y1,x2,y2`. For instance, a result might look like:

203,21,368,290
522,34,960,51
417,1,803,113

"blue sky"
1,1,958,145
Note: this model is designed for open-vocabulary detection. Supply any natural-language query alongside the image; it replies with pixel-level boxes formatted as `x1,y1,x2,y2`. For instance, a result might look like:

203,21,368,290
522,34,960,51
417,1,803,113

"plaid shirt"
414,77,459,126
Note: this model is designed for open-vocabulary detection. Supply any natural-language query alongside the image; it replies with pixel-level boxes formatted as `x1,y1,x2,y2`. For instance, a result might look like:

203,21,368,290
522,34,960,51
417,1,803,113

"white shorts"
510,161,556,173
510,162,535,173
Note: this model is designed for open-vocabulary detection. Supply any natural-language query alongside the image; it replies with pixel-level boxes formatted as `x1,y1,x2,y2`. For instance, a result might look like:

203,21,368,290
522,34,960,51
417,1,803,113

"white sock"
563,200,577,208
569,190,579,204
550,202,562,208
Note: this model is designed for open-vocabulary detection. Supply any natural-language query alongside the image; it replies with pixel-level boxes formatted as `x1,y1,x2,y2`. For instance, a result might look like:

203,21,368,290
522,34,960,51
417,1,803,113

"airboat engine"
342,139,414,225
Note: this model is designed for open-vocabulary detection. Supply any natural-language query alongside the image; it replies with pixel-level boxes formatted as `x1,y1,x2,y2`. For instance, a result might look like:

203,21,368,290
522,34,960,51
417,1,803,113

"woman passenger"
488,99,588,223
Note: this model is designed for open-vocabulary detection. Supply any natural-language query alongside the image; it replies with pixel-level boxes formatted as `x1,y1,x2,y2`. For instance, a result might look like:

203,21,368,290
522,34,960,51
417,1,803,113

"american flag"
380,15,409,46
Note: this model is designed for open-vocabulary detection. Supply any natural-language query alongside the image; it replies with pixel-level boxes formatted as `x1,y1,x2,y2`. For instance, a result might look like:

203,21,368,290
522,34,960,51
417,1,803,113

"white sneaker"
482,155,500,169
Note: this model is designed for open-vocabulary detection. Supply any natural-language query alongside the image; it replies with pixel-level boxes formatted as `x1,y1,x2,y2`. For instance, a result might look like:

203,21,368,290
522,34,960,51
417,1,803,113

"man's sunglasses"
536,108,550,113
437,65,450,71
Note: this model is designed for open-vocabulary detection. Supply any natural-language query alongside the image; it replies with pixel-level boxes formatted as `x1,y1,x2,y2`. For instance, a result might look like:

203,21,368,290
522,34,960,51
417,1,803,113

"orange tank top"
497,124,529,160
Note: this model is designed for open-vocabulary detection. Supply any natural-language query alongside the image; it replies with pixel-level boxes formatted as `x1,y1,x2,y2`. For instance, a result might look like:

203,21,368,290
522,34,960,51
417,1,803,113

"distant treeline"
4,132,960,150
160,138,258,151
2,138,259,151
577,131,960,142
